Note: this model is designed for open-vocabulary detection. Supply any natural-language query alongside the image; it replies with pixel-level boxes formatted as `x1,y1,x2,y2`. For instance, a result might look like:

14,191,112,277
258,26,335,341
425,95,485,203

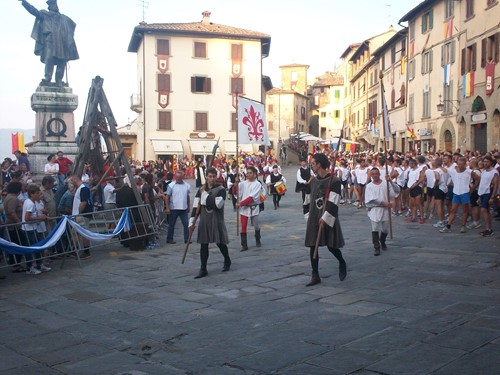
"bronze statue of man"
19,0,79,86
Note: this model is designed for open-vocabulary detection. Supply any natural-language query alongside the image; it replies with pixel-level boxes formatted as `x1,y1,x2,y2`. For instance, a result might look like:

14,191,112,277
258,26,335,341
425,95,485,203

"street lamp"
437,94,460,112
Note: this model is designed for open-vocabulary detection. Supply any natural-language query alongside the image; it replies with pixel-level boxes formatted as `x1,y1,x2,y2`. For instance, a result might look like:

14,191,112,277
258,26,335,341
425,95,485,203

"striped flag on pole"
380,81,392,139
11,132,27,154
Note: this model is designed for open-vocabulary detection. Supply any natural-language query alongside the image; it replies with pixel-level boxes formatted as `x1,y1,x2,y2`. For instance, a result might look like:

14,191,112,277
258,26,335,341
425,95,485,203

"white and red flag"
380,81,392,139
237,97,270,145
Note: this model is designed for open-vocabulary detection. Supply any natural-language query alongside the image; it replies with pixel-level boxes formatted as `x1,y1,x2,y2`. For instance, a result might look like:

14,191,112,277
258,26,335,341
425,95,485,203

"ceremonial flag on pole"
380,82,392,139
237,97,270,145
11,132,27,154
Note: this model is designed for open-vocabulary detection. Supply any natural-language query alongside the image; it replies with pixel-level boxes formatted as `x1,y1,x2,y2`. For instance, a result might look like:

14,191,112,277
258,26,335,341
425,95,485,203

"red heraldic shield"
158,91,169,109
232,62,242,77
486,62,495,96
157,55,169,74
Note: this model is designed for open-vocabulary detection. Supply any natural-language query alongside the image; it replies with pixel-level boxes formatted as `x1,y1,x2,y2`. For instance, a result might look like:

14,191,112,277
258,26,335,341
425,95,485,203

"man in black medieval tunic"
189,167,231,279
304,153,347,286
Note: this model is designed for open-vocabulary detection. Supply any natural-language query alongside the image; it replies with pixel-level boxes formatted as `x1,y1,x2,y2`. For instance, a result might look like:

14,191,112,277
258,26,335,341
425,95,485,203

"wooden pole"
379,72,393,239
235,94,240,236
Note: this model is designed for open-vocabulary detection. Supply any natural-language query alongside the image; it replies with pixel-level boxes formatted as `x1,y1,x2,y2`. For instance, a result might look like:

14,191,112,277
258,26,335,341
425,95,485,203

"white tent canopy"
323,138,360,145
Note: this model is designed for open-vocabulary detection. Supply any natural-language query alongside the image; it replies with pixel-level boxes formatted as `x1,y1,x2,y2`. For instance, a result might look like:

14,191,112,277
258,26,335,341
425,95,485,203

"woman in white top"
44,154,59,180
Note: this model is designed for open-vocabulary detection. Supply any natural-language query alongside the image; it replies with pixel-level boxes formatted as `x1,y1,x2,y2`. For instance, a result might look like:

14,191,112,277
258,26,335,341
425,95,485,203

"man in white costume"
365,167,400,256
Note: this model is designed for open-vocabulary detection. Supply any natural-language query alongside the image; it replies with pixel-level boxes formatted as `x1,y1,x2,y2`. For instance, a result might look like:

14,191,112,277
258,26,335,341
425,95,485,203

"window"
231,44,243,59
157,74,171,91
391,88,396,109
442,81,454,113
401,39,406,57
157,39,170,55
481,33,500,67
409,21,416,41
391,46,396,65
409,59,416,80
334,90,341,99
195,112,208,131
422,88,431,118
441,41,456,66
461,43,477,74
487,0,497,6
268,104,274,113
409,94,414,123
268,120,274,131
400,84,406,105
158,111,172,130
334,110,340,119
421,10,433,33
301,106,306,121
231,77,244,94
194,42,207,58
445,0,454,19
381,55,386,71
230,112,237,131
191,76,211,93
466,0,474,18
320,112,326,118
421,50,433,74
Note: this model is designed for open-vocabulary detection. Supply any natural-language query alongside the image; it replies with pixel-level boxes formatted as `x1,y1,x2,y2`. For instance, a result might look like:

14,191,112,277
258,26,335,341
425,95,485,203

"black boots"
195,246,209,278
306,271,321,286
339,260,347,281
218,244,231,272
372,231,381,256
255,230,261,247
380,232,388,250
240,233,248,251
194,269,208,279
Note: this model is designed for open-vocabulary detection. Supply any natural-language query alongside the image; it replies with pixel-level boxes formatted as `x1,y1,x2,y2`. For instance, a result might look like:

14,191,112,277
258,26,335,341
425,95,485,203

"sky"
0,0,422,135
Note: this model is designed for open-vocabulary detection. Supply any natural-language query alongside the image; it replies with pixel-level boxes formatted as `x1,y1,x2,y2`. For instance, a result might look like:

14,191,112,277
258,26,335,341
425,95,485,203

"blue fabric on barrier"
0,208,130,256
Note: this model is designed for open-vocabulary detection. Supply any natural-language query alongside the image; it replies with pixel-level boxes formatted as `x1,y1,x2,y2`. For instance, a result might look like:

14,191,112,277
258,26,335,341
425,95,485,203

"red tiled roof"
128,21,271,52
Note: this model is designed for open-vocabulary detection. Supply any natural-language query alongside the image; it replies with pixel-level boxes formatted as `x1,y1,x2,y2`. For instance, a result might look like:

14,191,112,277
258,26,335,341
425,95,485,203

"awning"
323,138,360,145
151,139,184,154
188,140,217,154
223,140,254,153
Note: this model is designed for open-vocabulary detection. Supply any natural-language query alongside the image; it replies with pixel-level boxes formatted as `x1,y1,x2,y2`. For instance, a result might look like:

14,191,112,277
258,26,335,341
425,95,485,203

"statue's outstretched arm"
20,0,41,18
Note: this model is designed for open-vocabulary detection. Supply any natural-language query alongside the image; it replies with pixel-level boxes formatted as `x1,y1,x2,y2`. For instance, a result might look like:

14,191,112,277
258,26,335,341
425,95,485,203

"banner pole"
235,93,240,236
380,72,393,239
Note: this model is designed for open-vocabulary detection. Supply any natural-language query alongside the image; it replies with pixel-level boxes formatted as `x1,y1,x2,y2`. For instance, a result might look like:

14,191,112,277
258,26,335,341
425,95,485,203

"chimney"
202,10,211,24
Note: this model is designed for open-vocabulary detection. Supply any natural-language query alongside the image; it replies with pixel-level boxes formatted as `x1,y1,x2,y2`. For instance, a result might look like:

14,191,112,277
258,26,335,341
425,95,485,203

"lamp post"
437,94,460,113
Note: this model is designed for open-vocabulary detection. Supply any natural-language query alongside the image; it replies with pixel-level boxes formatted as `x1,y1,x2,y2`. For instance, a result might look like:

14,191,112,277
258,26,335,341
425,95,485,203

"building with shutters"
127,11,271,161
399,0,500,153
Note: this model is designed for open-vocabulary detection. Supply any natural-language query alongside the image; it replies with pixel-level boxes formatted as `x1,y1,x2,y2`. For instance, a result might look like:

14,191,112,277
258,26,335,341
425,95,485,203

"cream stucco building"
127,11,271,161
399,0,500,153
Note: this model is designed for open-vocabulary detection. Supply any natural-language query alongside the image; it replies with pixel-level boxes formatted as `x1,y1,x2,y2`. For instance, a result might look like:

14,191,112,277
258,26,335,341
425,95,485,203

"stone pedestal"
27,85,79,176
31,85,78,142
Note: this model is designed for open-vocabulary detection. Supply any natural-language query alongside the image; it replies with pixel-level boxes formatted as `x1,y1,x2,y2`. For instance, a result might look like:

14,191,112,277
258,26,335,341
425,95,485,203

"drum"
274,181,287,195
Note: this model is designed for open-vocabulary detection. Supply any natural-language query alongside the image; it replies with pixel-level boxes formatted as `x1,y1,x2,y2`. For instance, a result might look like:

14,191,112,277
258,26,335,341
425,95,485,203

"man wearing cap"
19,0,79,86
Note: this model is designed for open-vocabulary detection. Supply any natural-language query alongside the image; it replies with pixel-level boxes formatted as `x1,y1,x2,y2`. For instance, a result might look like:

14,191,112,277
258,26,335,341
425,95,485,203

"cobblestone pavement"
1,166,499,375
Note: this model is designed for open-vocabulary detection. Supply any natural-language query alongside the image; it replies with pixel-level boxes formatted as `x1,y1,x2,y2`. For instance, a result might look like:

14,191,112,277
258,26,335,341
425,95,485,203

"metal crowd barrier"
0,204,157,272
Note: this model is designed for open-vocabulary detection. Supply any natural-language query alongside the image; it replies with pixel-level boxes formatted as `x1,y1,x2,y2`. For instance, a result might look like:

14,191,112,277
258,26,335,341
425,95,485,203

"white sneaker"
40,264,52,272
26,267,41,275
433,221,445,228
439,227,451,233
428,214,434,220
460,226,466,233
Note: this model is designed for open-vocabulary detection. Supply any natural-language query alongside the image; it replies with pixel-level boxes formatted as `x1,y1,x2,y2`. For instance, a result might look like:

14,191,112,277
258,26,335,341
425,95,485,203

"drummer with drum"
266,165,287,210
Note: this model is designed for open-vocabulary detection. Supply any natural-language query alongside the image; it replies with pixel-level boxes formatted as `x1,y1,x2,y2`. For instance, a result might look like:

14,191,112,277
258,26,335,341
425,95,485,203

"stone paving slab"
0,166,499,374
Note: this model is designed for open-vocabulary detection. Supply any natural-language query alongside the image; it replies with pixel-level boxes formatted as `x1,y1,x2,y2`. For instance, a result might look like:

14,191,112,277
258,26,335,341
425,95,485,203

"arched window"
444,129,453,152
400,84,406,105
